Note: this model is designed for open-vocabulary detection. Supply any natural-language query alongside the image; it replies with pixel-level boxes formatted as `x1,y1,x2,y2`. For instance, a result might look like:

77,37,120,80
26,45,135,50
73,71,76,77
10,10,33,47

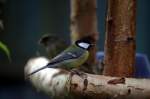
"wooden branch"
70,0,99,73
25,57,150,99
103,0,136,77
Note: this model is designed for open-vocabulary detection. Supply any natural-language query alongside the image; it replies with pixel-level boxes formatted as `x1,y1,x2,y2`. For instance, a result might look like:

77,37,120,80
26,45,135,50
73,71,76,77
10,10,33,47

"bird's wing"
47,49,83,66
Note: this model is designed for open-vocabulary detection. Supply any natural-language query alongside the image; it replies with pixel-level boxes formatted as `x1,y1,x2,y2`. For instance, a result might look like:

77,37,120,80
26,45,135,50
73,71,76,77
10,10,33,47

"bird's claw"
70,69,87,79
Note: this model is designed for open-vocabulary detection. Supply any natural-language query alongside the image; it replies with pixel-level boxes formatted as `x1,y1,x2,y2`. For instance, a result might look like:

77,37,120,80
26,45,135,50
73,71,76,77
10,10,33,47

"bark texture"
70,0,99,73
103,0,136,77
70,74,150,99
25,57,150,99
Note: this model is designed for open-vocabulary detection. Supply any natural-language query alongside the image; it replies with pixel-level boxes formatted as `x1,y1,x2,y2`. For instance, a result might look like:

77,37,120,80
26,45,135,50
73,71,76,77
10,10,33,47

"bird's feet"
70,69,87,80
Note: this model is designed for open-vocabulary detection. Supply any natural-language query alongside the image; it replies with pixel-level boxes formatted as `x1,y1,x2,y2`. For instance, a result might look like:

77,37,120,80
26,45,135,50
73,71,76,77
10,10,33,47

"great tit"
27,36,94,76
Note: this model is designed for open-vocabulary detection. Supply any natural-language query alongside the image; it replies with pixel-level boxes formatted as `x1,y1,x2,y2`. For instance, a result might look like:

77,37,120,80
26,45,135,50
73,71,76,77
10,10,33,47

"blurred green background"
0,0,149,99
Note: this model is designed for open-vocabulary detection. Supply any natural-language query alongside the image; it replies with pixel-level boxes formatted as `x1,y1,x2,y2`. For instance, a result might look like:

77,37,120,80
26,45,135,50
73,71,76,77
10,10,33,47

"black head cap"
75,36,95,50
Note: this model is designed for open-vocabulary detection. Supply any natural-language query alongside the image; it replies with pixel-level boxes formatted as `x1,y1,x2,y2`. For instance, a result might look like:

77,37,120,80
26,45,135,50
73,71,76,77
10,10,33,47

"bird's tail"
27,65,48,77
25,62,59,79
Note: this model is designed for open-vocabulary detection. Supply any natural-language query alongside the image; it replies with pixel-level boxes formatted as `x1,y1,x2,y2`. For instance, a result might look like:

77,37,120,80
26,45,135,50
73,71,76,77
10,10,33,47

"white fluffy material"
24,56,69,97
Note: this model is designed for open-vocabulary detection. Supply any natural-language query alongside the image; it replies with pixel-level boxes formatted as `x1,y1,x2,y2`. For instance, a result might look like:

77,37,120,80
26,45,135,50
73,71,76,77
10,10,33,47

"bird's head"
39,34,61,46
75,36,95,50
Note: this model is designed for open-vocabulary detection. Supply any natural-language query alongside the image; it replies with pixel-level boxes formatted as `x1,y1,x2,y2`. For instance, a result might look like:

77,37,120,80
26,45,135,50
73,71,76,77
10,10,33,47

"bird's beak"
90,44,96,46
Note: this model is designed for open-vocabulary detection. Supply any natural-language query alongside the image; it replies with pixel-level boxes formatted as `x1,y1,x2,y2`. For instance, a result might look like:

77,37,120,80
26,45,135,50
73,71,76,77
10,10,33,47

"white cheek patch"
78,42,90,49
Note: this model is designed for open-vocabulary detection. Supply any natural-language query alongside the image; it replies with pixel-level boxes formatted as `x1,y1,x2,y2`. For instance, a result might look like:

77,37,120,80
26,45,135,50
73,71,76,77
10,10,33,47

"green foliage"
0,41,11,62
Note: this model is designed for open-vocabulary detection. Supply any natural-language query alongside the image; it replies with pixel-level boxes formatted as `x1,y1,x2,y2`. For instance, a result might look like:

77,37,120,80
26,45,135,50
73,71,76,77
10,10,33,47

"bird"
27,36,95,77
39,34,68,59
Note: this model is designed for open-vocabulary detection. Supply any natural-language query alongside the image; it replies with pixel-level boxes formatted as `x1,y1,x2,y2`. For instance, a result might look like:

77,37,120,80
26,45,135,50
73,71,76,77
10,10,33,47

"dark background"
0,0,149,99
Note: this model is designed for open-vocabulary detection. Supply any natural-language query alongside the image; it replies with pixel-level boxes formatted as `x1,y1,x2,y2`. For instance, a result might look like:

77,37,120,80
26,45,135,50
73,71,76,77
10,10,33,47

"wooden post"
103,0,136,77
70,0,99,73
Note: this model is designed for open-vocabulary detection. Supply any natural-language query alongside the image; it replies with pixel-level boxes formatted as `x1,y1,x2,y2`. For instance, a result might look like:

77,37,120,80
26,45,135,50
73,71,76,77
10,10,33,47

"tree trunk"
103,0,136,77
70,0,99,73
